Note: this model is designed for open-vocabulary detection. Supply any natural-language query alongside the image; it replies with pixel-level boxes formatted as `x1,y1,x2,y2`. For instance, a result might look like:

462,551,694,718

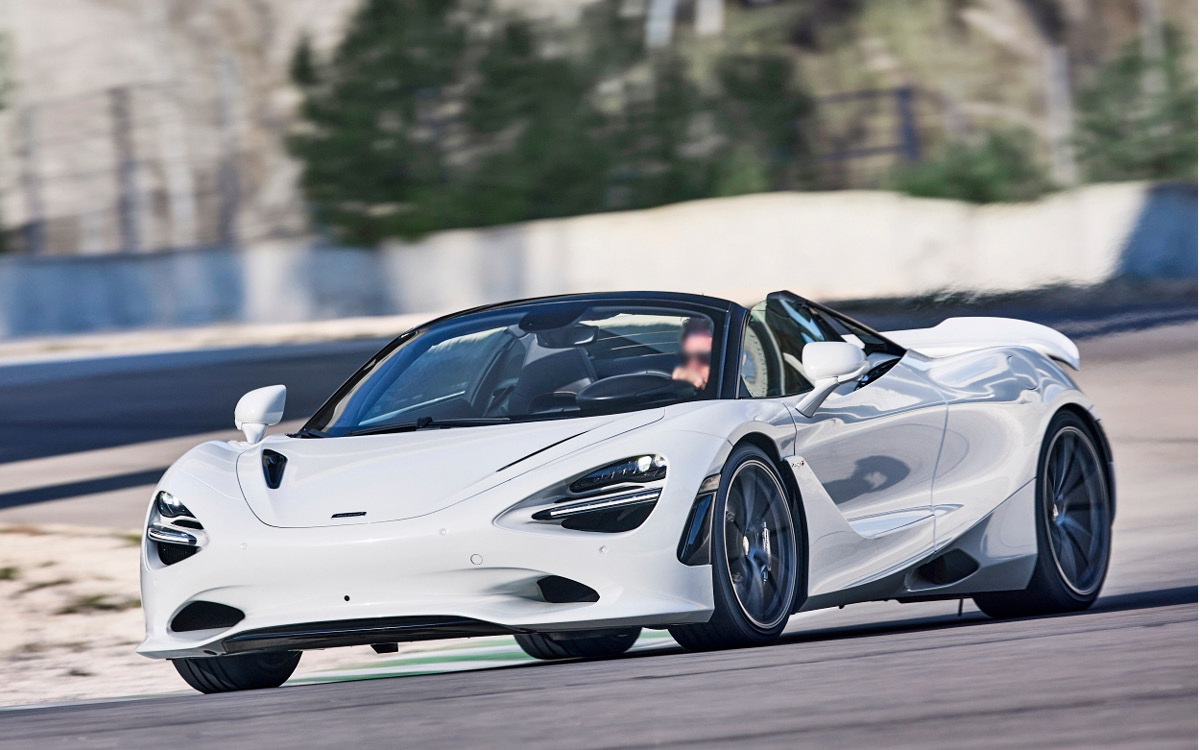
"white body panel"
139,313,1106,660
884,317,1081,370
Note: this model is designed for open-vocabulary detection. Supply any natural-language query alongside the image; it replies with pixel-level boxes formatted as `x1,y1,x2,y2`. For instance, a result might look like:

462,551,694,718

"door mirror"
235,385,286,444
795,342,868,417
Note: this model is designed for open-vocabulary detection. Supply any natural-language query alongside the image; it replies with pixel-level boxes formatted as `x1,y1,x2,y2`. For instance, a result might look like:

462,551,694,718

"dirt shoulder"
0,523,421,707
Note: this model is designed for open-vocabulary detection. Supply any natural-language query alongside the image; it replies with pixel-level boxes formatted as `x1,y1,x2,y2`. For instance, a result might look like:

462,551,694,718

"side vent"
914,550,980,586
170,601,246,632
262,450,288,489
677,493,715,566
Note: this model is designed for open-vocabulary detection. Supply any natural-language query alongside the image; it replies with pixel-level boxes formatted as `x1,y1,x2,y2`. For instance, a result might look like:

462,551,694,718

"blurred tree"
1074,25,1197,183
289,0,469,242
289,34,318,89
888,128,1050,204
714,54,815,194
288,0,817,243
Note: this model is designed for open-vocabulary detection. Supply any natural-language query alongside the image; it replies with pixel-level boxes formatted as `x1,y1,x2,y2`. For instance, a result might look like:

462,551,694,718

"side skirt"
798,479,1038,611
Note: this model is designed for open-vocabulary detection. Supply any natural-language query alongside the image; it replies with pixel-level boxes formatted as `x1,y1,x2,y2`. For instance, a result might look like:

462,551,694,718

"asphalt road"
0,305,1195,748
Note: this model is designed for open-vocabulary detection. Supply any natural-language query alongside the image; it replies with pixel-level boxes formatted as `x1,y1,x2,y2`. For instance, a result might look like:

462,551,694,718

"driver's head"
679,317,713,389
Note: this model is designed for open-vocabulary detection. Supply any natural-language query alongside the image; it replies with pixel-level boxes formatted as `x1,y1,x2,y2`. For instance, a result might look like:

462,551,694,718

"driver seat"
507,346,596,415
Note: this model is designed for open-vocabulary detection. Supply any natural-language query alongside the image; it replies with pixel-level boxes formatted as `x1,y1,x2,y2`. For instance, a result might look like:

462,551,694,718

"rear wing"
882,317,1080,370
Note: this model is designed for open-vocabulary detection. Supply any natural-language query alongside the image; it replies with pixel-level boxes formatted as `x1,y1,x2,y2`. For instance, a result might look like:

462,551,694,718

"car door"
742,294,945,597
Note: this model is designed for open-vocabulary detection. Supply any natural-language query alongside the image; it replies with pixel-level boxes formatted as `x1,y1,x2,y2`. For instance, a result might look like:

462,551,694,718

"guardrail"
0,182,1193,339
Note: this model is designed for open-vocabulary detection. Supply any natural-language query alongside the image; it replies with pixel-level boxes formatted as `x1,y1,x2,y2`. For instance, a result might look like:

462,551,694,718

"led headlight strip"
532,488,662,521
569,455,667,494
147,524,198,546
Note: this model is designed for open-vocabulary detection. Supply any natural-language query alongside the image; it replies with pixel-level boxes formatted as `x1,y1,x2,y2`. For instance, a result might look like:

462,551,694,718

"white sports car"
139,291,1114,693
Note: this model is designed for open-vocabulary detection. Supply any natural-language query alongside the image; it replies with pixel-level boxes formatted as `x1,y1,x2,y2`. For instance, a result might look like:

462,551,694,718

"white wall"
0,182,1194,339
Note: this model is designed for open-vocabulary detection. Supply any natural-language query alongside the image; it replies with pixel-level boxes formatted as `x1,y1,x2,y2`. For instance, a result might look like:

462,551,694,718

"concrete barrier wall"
0,181,1194,339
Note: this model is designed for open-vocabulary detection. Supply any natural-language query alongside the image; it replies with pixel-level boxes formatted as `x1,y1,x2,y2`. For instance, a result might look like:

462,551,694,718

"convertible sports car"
139,291,1114,693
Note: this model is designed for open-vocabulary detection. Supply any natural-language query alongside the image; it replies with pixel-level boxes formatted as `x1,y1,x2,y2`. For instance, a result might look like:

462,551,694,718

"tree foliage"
288,0,816,243
1074,25,1197,183
888,128,1050,204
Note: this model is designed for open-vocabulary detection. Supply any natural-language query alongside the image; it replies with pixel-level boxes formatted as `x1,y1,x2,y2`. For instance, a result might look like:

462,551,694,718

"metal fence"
5,80,243,256
814,86,935,189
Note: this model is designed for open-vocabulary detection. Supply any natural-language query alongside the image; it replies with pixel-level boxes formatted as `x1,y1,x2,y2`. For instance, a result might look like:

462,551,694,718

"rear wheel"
974,412,1112,619
515,627,641,660
172,651,301,694
670,445,799,651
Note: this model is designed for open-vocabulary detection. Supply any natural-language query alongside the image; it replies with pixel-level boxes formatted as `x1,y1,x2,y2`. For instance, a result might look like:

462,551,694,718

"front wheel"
670,444,800,651
974,411,1112,619
172,651,301,693
515,627,641,660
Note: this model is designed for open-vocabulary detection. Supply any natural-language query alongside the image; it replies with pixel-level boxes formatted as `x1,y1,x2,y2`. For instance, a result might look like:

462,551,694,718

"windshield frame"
300,294,739,435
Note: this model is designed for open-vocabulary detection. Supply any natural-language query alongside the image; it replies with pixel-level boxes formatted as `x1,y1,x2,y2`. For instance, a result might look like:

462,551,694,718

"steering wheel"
576,371,696,407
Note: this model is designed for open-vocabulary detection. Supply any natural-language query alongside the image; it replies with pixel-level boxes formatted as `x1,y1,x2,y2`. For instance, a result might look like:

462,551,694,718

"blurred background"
0,0,1196,727
0,0,1194,338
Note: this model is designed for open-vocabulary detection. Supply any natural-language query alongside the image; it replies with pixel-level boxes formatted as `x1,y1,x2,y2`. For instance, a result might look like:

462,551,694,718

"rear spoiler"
883,317,1080,370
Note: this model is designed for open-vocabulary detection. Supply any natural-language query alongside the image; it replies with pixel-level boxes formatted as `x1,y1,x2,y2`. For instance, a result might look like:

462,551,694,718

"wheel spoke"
1061,435,1080,492
726,484,745,536
722,461,796,629
742,476,762,526
1060,514,1095,555
761,567,778,600
1063,522,1091,580
1055,528,1080,582
1060,453,1095,510
1053,438,1071,494
743,567,764,615
1042,425,1111,596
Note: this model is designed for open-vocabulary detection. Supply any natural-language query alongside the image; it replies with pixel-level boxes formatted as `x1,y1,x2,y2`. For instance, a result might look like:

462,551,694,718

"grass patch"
0,565,18,581
0,525,49,536
19,577,72,594
56,594,141,615
115,532,143,547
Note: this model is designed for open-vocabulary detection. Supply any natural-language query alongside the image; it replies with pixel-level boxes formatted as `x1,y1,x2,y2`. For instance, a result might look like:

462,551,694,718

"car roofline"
407,291,746,333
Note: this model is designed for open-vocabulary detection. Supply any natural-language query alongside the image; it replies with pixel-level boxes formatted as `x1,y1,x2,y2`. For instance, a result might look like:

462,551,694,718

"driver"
672,317,712,391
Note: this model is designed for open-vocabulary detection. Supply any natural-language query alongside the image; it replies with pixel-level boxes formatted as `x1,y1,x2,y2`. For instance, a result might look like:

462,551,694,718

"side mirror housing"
235,385,286,444
795,342,869,418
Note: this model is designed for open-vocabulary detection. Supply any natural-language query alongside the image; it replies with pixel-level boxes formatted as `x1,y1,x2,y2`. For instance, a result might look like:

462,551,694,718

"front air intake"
537,576,599,603
156,542,199,566
171,601,246,633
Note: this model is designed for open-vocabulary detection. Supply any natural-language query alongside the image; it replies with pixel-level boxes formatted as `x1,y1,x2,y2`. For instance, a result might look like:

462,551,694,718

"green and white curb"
290,630,679,685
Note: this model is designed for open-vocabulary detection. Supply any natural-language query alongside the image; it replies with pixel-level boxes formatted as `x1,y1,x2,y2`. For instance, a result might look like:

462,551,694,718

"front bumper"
138,432,726,659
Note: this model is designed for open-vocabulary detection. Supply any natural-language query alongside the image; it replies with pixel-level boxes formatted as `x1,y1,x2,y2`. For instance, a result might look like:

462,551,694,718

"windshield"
304,300,727,436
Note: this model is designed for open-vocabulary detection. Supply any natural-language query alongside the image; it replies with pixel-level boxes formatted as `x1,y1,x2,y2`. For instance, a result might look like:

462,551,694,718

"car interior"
337,307,719,431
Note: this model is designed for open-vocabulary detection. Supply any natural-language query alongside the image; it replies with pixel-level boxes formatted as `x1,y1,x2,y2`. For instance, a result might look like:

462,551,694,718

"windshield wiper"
290,427,333,439
342,416,511,437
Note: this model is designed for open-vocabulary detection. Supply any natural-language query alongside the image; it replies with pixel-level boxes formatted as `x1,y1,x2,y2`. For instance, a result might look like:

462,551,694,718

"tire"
515,627,641,660
669,444,800,651
172,650,301,694
974,411,1112,619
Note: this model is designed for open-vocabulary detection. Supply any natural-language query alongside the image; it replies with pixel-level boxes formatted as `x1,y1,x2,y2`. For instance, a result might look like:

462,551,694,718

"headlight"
154,490,194,519
150,491,203,566
569,455,667,494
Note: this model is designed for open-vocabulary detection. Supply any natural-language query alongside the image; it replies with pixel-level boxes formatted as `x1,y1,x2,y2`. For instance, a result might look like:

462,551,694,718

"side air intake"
171,601,246,633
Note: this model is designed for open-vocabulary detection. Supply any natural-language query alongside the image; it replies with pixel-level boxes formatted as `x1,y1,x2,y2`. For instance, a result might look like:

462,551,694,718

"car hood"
235,410,664,528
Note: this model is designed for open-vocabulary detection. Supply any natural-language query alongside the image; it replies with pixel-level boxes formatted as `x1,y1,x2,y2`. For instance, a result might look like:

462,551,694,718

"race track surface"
0,307,1194,748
